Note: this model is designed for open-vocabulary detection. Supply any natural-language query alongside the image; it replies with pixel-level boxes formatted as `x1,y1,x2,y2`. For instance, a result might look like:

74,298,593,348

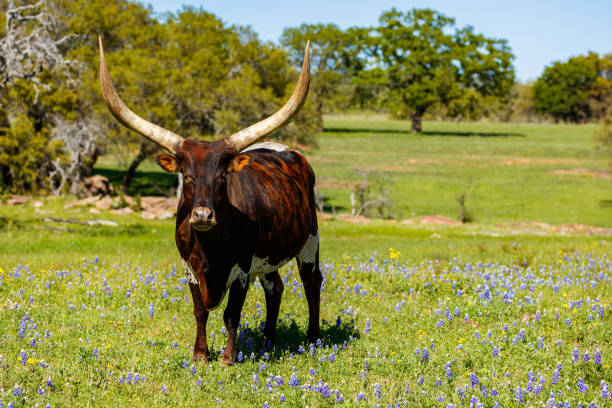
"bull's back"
226,148,316,261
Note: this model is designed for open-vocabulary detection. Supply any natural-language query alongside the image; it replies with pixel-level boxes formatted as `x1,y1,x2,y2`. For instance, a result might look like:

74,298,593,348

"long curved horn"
225,41,310,153
99,36,183,154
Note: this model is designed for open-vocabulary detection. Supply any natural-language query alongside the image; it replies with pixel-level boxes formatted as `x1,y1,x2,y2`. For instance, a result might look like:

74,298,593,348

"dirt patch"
315,178,357,190
551,168,612,179
401,216,462,226
500,157,578,166
498,222,610,236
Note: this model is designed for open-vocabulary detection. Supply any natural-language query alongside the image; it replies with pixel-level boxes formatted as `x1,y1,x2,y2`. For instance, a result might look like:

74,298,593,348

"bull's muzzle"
190,206,216,231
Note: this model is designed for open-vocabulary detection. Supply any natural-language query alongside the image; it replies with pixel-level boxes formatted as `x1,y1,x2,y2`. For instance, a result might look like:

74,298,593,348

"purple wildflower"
470,372,479,388
578,378,588,393
594,350,602,366
445,361,452,378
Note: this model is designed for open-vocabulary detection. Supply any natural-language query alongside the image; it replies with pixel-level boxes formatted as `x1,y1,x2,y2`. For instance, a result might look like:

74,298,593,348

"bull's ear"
227,155,251,173
156,154,179,173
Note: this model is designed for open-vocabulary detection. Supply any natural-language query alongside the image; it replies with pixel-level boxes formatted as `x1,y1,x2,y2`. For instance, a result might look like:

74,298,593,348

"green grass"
312,116,611,227
0,119,611,407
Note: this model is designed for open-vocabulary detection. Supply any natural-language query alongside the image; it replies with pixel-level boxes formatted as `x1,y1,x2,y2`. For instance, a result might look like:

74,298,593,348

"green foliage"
1,1,320,195
281,23,368,122
533,52,612,123
0,114,48,192
362,8,515,132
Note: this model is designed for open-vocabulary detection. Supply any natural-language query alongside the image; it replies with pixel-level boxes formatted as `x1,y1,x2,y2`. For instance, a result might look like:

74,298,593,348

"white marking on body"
181,258,199,284
297,232,319,265
225,256,290,292
260,275,275,294
241,142,288,153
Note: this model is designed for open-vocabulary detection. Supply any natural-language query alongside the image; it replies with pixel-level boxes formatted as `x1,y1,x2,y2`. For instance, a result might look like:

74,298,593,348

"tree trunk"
122,142,156,194
410,112,422,133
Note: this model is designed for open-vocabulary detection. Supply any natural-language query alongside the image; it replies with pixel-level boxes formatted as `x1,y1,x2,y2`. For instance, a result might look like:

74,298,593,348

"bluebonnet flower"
435,378,442,386
329,353,336,362
279,394,286,402
583,351,590,362
515,387,524,404
552,369,560,384
457,387,465,400
190,365,196,375
92,348,99,359
252,373,259,384
182,360,188,368
601,380,609,399
18,312,29,338
364,319,371,334
288,373,299,387
470,372,479,388
196,378,202,386
37,386,45,395
594,350,602,366
355,392,366,401
297,345,305,353
374,383,381,399
578,378,588,393
422,348,429,363
418,376,424,385
445,362,452,378
573,347,580,362
148,303,154,317
237,351,244,362
13,385,23,396
19,350,27,366
492,347,499,357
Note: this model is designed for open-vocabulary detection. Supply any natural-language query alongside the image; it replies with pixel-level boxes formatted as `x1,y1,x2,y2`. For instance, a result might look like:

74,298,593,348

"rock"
141,211,156,220
64,196,99,209
82,175,114,197
7,195,30,205
95,196,112,210
89,207,101,214
157,211,175,220
110,207,134,215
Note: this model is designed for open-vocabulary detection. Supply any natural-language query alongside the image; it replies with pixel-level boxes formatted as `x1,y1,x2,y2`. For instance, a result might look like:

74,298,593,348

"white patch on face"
181,258,199,284
297,232,319,265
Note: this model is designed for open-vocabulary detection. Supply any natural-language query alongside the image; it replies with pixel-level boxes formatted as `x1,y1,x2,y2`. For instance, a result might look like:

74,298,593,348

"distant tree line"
1,1,610,195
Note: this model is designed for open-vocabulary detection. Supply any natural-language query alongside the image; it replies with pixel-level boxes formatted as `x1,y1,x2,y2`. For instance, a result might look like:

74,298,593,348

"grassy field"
0,119,611,407
315,116,610,227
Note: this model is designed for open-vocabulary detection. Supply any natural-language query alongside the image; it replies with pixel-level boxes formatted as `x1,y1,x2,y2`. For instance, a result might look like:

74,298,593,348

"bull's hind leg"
222,279,249,366
259,271,284,349
297,233,322,343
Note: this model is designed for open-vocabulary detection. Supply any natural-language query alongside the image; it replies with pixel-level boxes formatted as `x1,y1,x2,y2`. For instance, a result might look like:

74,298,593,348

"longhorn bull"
99,37,321,365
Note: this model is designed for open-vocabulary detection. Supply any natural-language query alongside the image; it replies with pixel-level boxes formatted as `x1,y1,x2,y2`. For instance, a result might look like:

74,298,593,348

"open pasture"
1,119,611,407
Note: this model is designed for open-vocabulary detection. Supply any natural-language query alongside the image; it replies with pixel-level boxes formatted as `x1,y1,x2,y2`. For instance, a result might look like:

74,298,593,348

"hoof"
222,353,236,366
307,331,320,344
262,337,275,350
192,350,210,363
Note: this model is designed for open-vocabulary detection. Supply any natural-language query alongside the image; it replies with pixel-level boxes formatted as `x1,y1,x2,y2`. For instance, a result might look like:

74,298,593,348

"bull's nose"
190,206,216,230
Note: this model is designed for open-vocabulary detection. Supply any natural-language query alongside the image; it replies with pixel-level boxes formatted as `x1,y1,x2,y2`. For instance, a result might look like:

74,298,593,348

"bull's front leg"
222,279,249,365
188,282,210,362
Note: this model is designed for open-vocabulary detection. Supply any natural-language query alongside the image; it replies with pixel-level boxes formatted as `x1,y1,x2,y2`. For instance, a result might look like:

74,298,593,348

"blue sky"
144,0,612,83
